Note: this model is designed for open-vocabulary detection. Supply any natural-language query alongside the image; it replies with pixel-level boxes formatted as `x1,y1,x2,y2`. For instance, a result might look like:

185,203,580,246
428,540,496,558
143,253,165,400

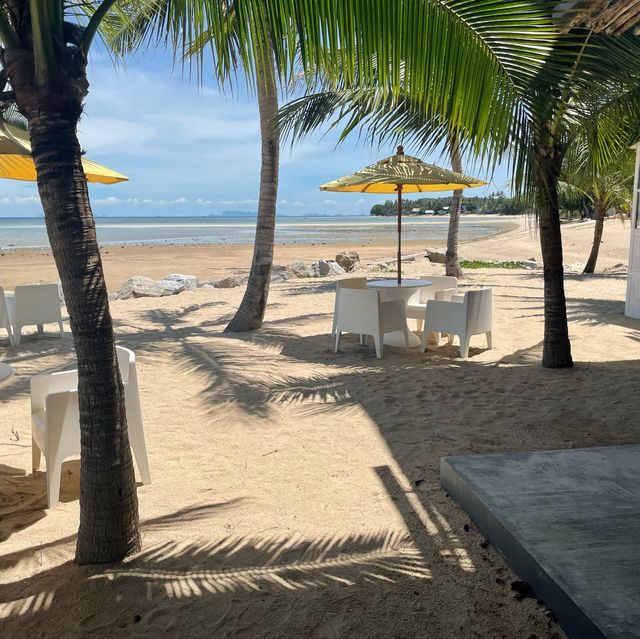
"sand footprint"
78,609,129,633
145,605,177,630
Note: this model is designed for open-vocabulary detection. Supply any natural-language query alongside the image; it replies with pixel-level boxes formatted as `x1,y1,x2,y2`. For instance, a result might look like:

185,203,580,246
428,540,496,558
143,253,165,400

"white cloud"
216,199,259,206
0,196,41,205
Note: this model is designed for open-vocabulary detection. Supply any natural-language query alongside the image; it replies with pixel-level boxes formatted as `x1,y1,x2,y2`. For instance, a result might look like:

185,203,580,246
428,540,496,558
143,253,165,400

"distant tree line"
369,191,529,216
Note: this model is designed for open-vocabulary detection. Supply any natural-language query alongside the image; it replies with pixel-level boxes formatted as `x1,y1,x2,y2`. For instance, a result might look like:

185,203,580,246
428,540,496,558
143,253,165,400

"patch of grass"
460,259,527,270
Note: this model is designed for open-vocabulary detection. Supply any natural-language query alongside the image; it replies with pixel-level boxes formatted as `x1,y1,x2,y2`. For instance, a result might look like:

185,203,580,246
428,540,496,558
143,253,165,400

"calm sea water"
0,215,515,249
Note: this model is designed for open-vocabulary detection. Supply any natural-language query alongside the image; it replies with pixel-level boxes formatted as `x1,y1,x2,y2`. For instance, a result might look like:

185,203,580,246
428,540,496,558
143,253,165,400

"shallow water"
0,215,516,249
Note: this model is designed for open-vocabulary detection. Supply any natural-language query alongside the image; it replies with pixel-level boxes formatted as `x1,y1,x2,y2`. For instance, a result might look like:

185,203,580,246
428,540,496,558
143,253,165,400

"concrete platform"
441,445,640,639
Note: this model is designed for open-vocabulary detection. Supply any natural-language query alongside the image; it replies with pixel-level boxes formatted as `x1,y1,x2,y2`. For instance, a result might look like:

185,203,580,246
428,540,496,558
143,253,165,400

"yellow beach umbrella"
320,146,486,282
0,118,128,184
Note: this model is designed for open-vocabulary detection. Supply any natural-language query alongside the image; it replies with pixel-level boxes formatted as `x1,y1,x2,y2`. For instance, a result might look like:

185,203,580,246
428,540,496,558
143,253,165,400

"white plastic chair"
420,288,492,359
331,277,368,337
31,346,151,507
0,287,13,345
334,288,410,358
4,283,63,346
406,275,459,331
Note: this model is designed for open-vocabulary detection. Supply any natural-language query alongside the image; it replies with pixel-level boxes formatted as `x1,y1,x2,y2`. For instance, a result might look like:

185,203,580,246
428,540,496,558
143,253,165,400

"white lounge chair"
331,277,368,337
334,288,410,359
0,287,13,345
31,346,151,507
406,275,459,331
4,283,63,346
420,288,492,359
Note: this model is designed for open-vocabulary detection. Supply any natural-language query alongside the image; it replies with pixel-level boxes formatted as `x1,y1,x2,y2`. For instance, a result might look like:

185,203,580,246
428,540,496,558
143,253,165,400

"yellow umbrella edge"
320,180,486,194
0,154,128,184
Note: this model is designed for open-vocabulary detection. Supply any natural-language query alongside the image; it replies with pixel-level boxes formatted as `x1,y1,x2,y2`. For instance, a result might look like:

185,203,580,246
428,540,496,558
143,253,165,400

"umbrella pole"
397,185,403,284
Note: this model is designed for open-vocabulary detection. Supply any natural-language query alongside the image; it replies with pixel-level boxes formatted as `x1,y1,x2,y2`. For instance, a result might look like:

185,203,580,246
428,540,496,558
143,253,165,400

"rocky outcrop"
212,276,246,288
162,273,199,290
305,259,347,277
335,250,360,272
425,248,446,264
114,276,185,300
289,260,308,277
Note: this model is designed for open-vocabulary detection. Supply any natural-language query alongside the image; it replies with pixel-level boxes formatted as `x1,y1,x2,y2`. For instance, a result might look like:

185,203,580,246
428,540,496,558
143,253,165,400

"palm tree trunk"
26,100,140,563
534,144,573,369
224,31,279,333
446,140,465,278
583,199,606,274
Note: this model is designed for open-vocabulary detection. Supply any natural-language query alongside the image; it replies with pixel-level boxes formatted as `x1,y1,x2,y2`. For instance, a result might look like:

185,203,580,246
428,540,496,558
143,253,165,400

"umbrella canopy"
0,118,128,184
320,146,486,282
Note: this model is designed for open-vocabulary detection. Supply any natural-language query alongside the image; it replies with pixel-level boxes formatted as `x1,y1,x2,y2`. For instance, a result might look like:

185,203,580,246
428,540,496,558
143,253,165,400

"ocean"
0,215,515,249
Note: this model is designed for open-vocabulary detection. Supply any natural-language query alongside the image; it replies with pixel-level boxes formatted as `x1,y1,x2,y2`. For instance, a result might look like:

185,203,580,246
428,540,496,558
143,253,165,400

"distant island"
222,210,257,217
370,191,528,216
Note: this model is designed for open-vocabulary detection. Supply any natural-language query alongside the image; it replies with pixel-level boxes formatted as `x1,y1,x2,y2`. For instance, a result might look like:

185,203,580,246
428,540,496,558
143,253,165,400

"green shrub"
460,259,527,270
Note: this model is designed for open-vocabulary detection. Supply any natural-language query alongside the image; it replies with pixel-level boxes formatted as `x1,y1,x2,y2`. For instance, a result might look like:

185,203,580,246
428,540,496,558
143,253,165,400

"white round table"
367,278,432,347
0,362,14,381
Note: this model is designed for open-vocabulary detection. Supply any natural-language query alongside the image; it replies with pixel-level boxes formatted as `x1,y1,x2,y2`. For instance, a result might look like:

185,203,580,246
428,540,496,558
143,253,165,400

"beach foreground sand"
0,217,638,638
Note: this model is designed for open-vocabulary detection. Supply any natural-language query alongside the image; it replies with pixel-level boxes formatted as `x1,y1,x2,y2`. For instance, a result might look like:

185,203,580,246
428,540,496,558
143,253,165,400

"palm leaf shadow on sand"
0,525,432,635
1,462,488,639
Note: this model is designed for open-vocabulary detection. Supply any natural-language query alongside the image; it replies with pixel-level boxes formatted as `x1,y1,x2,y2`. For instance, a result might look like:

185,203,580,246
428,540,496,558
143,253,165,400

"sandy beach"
1,216,638,638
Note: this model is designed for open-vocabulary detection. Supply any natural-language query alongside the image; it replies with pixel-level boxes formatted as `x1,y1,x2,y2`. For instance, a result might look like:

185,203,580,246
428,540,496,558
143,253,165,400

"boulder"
213,276,246,289
520,259,539,270
162,273,199,290
271,265,294,282
114,276,183,300
304,259,332,277
318,259,332,276
328,261,347,276
158,280,186,295
304,262,321,277
366,262,392,273
289,260,308,277
425,248,446,264
335,250,360,272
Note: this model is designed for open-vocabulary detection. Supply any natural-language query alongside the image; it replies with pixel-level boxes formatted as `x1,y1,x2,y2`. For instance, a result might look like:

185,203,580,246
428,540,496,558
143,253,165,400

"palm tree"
560,139,635,273
0,2,139,563
446,139,465,278
221,9,279,332
111,1,281,332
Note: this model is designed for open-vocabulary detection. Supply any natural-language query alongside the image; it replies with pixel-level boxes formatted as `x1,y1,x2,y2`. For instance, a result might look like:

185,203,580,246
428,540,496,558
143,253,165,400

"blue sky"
0,48,511,218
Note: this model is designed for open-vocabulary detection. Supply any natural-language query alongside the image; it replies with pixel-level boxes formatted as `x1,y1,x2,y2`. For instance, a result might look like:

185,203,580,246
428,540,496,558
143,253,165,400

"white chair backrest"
14,284,60,325
0,287,9,325
464,288,492,332
337,277,368,291
116,346,135,384
336,288,380,335
418,275,458,302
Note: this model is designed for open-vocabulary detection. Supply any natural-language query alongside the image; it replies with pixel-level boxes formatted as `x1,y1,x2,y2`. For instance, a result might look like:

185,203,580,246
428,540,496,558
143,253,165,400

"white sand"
0,217,637,638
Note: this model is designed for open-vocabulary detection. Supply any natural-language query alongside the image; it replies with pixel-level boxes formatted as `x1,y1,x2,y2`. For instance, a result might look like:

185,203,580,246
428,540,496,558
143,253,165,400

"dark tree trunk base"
583,201,606,274
536,146,573,369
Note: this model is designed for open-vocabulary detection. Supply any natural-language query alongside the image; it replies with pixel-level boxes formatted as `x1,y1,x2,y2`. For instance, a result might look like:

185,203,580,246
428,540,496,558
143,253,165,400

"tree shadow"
0,475,555,639
0,460,83,542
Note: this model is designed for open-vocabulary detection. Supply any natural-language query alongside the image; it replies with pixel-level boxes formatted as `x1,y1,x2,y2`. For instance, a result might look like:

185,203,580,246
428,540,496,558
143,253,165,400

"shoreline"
0,216,521,292
0,214,519,252
0,216,630,292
